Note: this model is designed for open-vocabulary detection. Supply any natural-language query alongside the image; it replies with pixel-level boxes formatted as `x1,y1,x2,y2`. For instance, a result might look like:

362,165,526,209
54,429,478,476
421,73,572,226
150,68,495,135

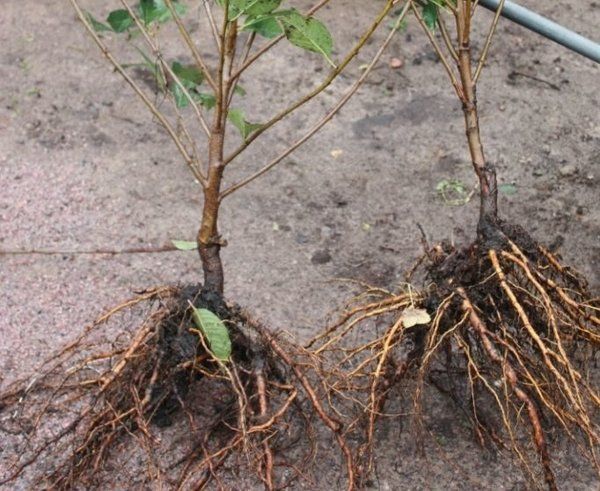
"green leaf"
107,9,134,32
499,183,518,195
217,0,243,20
228,108,263,140
192,308,232,361
139,0,186,25
196,92,216,109
422,2,438,31
86,11,112,32
218,0,281,20
244,0,282,16
172,84,188,108
172,61,204,88
233,84,246,96
242,14,283,38
278,10,334,65
169,62,204,108
171,240,197,250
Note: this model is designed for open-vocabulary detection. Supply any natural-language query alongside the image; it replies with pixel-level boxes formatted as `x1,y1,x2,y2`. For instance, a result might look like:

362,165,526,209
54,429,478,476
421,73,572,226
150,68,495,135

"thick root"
0,285,355,490
310,222,600,490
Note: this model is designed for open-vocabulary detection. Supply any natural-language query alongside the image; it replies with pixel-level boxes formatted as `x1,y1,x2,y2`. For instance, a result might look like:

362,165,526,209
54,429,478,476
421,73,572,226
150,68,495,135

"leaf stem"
474,0,505,83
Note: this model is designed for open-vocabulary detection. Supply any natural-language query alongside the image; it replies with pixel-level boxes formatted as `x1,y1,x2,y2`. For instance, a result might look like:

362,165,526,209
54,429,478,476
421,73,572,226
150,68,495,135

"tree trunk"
196,20,238,298
456,2,499,240
197,130,225,297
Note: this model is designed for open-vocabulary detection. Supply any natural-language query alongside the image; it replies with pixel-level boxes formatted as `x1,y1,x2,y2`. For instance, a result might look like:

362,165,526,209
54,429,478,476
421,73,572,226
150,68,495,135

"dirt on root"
1,0,599,489
1,286,353,489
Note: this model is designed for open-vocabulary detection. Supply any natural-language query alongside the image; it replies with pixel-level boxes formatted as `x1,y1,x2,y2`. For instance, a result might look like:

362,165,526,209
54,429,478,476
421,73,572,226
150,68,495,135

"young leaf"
422,2,438,31
171,84,189,108
244,0,282,16
196,92,216,109
107,9,134,32
218,0,281,20
171,61,204,88
169,62,204,108
171,240,197,250
228,108,263,140
139,0,186,25
436,178,472,206
192,308,232,361
278,11,334,65
85,12,112,32
242,14,283,38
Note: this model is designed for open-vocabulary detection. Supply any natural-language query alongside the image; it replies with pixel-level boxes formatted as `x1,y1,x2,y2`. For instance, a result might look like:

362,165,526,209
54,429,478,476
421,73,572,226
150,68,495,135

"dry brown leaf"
401,307,431,328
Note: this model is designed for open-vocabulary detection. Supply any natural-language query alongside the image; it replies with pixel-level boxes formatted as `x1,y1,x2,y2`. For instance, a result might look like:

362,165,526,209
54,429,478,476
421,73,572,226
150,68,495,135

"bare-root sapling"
309,1,600,488
0,1,411,489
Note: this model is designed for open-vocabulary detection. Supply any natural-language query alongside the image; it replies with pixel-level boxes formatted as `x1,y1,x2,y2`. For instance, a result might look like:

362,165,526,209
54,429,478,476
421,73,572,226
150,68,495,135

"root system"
0,286,356,490
310,220,600,490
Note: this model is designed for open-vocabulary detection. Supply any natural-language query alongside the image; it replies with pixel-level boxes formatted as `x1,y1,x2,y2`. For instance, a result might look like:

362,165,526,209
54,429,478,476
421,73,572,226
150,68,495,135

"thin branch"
441,0,457,14
410,1,463,100
239,32,256,68
230,37,279,82
164,0,217,91
176,115,203,165
69,0,206,186
0,245,182,256
223,0,398,168
474,0,505,83
119,0,212,138
437,15,458,62
221,2,411,199
414,0,457,15
226,31,256,108
203,0,222,52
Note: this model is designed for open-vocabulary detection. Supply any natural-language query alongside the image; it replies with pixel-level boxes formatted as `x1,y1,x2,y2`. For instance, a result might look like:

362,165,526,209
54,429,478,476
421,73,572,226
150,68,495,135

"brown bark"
455,1,498,237
196,19,238,297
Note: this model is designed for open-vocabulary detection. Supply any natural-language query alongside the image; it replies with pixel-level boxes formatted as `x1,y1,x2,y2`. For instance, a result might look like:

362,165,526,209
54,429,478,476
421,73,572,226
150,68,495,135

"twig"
437,15,459,62
203,0,222,52
0,245,182,256
474,0,505,83
507,70,561,91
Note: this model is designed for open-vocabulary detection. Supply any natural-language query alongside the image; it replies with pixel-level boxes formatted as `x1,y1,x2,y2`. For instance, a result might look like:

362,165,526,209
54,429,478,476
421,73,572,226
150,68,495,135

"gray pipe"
478,0,600,63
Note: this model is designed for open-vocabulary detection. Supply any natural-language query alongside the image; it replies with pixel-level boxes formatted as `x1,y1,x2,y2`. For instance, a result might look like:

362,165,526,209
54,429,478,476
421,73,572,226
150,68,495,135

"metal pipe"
478,0,600,63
